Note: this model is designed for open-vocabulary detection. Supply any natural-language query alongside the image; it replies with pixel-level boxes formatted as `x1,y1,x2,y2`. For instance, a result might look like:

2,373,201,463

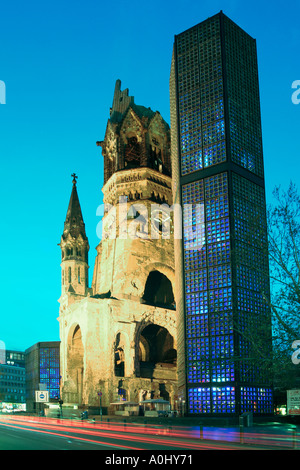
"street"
0,414,297,452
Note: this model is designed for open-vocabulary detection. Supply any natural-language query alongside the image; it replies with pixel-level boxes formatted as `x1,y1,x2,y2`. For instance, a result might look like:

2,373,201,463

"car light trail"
0,417,143,450
0,416,234,450
0,415,296,450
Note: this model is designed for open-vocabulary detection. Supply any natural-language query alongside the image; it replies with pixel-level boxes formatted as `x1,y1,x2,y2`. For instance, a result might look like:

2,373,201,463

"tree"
266,182,300,390
232,181,300,395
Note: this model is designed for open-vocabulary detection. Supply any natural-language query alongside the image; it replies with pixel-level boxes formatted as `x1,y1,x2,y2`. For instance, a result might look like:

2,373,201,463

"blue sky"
0,0,299,351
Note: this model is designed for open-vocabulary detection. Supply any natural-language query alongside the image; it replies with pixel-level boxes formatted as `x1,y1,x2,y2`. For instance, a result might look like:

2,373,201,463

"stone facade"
58,81,177,413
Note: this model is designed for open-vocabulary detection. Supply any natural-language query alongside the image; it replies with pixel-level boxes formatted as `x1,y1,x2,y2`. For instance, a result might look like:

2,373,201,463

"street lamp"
98,391,102,421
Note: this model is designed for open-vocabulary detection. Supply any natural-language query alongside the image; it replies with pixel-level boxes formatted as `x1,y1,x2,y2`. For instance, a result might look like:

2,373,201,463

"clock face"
151,208,172,237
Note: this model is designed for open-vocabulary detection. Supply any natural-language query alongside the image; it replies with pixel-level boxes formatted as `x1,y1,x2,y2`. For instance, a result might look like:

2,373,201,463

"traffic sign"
35,390,49,403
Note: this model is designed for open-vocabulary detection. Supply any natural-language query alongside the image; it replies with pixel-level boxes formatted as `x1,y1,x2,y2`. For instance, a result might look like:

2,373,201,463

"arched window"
142,271,174,308
138,324,177,379
114,333,125,377
67,325,84,405
68,267,72,283
78,267,81,284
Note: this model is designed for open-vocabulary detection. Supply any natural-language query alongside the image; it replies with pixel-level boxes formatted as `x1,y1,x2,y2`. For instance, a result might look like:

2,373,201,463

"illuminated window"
39,348,60,399
240,387,273,414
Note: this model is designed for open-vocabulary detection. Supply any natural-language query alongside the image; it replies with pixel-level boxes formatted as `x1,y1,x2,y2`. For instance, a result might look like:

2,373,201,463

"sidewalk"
84,412,290,428
49,406,295,429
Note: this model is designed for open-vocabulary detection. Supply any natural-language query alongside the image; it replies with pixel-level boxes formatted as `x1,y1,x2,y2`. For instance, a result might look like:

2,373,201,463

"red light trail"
0,415,295,450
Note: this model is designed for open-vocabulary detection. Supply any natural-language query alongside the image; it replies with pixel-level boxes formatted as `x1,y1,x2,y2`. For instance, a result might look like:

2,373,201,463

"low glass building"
25,342,60,413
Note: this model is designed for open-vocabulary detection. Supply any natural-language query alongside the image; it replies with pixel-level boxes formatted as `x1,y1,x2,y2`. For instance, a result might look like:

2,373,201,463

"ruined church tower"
58,81,177,413
93,79,174,303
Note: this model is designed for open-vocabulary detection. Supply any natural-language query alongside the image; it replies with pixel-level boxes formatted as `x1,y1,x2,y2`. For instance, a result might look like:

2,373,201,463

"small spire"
71,173,78,185
62,173,88,241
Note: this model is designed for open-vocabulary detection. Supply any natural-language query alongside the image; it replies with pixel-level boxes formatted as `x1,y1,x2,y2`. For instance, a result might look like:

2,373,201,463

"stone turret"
59,174,89,298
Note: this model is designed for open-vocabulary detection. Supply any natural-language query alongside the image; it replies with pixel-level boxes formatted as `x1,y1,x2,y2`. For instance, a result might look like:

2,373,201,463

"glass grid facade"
183,173,236,413
176,15,264,179
176,16,226,176
172,12,273,415
240,387,273,414
39,347,60,399
233,173,272,389
224,17,264,177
